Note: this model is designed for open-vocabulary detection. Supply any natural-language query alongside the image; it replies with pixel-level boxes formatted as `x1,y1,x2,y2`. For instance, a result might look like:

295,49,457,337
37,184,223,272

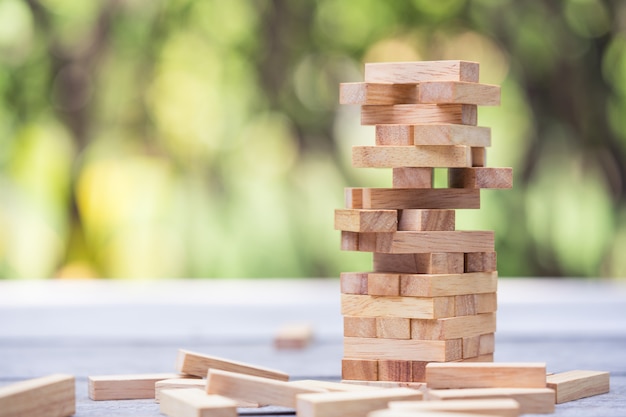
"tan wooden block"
449,167,513,189
427,388,556,414
341,231,360,250
352,231,494,254
479,333,496,356
400,271,498,297
341,380,425,389
352,145,471,168
418,81,501,106
376,317,411,339
88,372,183,400
289,380,380,392
364,61,479,83
361,104,477,126
472,147,486,167
387,398,519,417
340,272,369,294
376,125,414,146
476,292,498,313
274,323,313,350
335,209,398,232
373,253,421,273
378,360,413,382
411,361,430,382
460,354,495,363
411,313,497,340
0,374,75,417
342,359,378,381
392,167,433,188
455,294,477,316
415,252,464,274
160,389,237,417
344,337,462,362
341,294,455,319
377,124,491,147
297,387,423,417
425,363,547,389
340,83,419,105
463,335,481,359
546,370,610,404
175,350,289,381
156,379,206,403
398,209,455,231
345,188,480,210
367,273,400,296
344,316,377,338
465,252,497,272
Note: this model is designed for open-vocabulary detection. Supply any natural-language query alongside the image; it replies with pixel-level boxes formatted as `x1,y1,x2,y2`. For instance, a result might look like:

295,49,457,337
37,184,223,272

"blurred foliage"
1,0,625,279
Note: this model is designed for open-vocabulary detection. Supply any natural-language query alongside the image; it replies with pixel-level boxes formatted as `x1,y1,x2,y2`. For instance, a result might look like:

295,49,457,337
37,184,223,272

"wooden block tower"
335,60,512,384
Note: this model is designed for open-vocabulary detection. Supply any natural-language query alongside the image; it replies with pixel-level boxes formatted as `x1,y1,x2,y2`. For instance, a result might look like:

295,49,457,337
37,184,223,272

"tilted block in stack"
335,61,512,383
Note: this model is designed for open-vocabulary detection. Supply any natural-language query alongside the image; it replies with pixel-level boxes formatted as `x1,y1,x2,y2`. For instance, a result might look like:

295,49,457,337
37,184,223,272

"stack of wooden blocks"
335,60,513,384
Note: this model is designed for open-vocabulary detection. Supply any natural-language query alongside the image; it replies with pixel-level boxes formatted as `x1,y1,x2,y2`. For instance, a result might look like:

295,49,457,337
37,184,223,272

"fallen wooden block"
175,349,289,381
419,81,501,106
288,379,379,392
388,398,519,417
345,188,480,210
364,61,479,83
425,363,547,389
344,337,462,362
400,271,498,297
160,388,237,417
341,380,426,389
546,370,610,404
341,293,455,319
352,145,471,168
361,104,477,126
449,167,513,189
274,323,314,350
348,231,494,254
411,313,496,340
88,372,183,400
297,387,423,417
376,124,491,147
155,378,206,403
0,374,75,417
369,411,502,417
335,209,398,232
427,387,556,414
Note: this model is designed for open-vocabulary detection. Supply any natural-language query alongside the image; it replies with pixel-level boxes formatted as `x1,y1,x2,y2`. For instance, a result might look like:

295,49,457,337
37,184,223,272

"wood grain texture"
159,389,237,417
353,145,471,168
425,363,547,389
367,273,400,296
378,360,413,382
175,350,289,381
340,83,419,105
335,209,398,232
344,316,377,338
340,272,368,294
376,317,411,339
88,372,183,400
376,124,491,147
415,252,464,274
411,313,497,341
387,398,519,417
418,81,501,106
288,380,379,392
341,231,360,251
397,209,455,231
546,370,610,404
392,167,433,188
344,337,462,361
341,293,455,319
449,168,513,189
0,374,75,417
345,188,480,210
427,388,556,414
463,335,481,359
465,252,497,273
350,231,494,254
342,359,378,381
155,379,206,404
361,104,477,126
364,61,479,83
400,271,498,297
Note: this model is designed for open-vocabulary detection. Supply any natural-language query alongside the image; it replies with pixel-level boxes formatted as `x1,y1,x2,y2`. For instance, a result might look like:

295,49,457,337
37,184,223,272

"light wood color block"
289,380,380,392
353,145,471,168
341,380,425,389
475,293,498,314
344,337,462,362
480,333,496,355
449,168,513,189
463,335,481,358
0,374,75,417
378,361,413,382
364,61,479,83
352,231,494,254
376,124,491,147
387,398,519,417
297,387,423,417
427,388,556,414
392,167,433,188
426,363,547,389
361,104,477,126
376,317,411,339
411,313,497,341
341,293,455,319
344,316,377,338
88,372,183,400
397,209,455,231
340,83,419,105
340,272,368,294
472,147,486,167
546,370,610,404
401,271,498,297
455,294,477,316
274,323,313,350
342,359,379,381
335,209,398,232
369,409,500,417
155,379,206,403
160,389,237,417
416,252,464,274
176,349,289,381
206,369,324,408
465,252,497,272
345,188,480,210
419,81,501,106
367,273,400,296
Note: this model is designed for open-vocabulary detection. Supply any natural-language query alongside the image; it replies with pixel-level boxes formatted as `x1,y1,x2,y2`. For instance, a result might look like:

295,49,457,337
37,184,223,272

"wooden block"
376,125,414,146
377,124,491,147
352,145,471,168
344,316,377,338
373,253,422,273
546,370,610,404
297,387,423,417
341,231,360,250
361,104,477,126
415,252,464,274
364,61,479,83
427,388,556,414
340,272,368,294
340,83,419,105
465,252,497,272
378,361,413,382
175,349,289,381
411,313,497,340
425,363,547,389
376,317,411,339
463,335,481,358
335,209,398,232
289,380,380,392
476,292,498,313
155,379,205,403
472,147,486,167
341,294,455,319
455,294,477,316
274,323,313,349
411,361,429,382
418,81,501,106
367,273,400,296
345,188,480,210
387,398,519,417
0,374,75,417
341,380,425,389
397,209,455,231
344,337,462,362
351,231,494,254
400,271,498,297
160,389,237,417
449,168,513,189
342,359,378,381
88,372,183,400
479,333,496,355
206,369,324,408
460,353,495,363
392,167,433,188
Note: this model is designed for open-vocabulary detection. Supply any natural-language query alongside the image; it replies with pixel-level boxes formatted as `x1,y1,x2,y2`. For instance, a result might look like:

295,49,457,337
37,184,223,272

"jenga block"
387,398,519,417
289,380,380,392
392,167,433,188
418,81,501,106
297,388,423,417
427,388,556,414
344,316,377,338
455,294,477,316
155,379,205,403
397,209,455,231
344,337,462,362
175,350,289,381
274,323,313,349
411,313,497,340
472,147,486,167
479,333,496,355
206,369,324,408
373,253,421,273
463,335,481,358
476,293,498,313
361,104,477,126
341,231,360,250
411,361,429,382
449,168,513,189
340,272,368,294
364,61,479,83
425,363,547,389
341,380,425,389
546,370,610,404
159,389,237,417
377,124,491,147
335,209,398,232
378,360,413,382
401,271,498,297
0,374,75,417
345,188,480,210
340,83,419,105
352,231,494,254
376,317,411,339
376,125,415,146
367,273,400,296
88,372,183,400
414,252,464,274
342,359,378,381
352,145,471,168
461,354,495,363
465,252,497,272
341,294,455,319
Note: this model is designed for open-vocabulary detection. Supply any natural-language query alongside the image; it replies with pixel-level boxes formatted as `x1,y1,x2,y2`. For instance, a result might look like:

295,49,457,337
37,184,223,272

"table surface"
0,278,624,416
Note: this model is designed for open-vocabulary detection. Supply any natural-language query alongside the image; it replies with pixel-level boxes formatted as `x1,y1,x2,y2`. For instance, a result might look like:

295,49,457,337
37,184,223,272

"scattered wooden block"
472,147,487,167
345,188,481,210
159,389,237,417
351,231,494,254
392,167,433,188
353,145,471,168
427,388,556,414
344,316,377,338
340,83,419,105
397,209,455,231
367,273,401,296
546,370,610,404
419,81,501,106
155,378,206,403
340,272,369,294
297,387,423,417
378,360,413,382
335,209,398,232
364,61,479,83
0,374,75,417
389,398,519,416
410,313,497,340
376,124,491,147
341,294,455,319
369,409,498,417
289,380,380,392
425,363,547,389
344,337,462,362
361,104,477,126
449,168,513,189
341,380,425,389
400,271,498,297
342,359,379,381
376,317,411,339
274,323,314,350
175,349,289,381
465,252,497,272
88,372,183,400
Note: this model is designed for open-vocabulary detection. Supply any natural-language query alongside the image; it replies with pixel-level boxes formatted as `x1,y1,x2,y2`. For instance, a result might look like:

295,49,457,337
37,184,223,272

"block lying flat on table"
361,104,477,126
546,370,610,404
176,349,289,381
426,363,547,389
449,168,513,189
352,145,471,168
392,167,433,188
369,411,502,417
155,379,206,403
419,81,501,105
297,387,423,417
411,313,497,340
341,293,455,319
274,323,313,350
160,389,237,417
364,61,479,83
289,380,380,392
427,388,556,414
335,209,398,232
376,124,491,147
350,231,494,254
88,372,183,400
345,188,480,209
400,271,498,297
341,380,426,389
340,83,419,105
0,374,75,417
388,398,519,417
344,337,462,362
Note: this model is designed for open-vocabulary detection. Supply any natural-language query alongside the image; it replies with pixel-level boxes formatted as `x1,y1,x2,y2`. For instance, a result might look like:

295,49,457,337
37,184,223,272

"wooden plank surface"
352,145,471,168
364,61,479,83
0,374,75,417
361,104,477,125
345,187,481,209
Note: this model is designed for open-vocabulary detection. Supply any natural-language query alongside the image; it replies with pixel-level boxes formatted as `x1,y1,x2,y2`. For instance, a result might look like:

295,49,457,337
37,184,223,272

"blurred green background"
1,0,625,279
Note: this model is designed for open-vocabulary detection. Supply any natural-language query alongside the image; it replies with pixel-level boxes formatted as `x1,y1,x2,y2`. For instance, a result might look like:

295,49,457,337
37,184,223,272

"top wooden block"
364,61,479,83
